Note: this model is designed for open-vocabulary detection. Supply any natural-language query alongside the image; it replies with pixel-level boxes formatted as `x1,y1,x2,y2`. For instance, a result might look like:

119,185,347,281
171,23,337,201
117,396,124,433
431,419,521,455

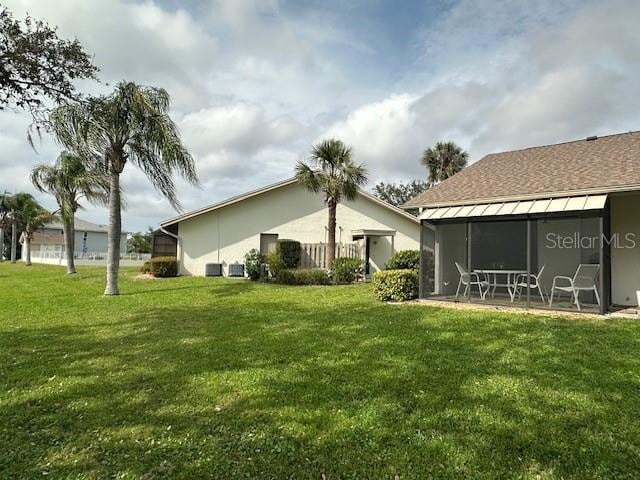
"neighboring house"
159,176,421,277
21,217,128,260
404,131,640,314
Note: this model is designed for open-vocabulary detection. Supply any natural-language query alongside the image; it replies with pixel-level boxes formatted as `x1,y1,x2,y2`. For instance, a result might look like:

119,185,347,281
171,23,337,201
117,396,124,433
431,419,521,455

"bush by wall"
141,260,152,274
266,252,285,278
276,268,330,285
244,249,265,281
385,249,420,271
148,256,178,277
331,257,363,284
372,269,418,302
277,240,301,269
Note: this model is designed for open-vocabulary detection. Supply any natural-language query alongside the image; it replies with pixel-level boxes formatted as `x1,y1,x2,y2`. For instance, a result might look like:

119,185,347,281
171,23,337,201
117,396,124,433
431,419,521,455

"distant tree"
128,228,153,254
295,139,367,269
373,180,429,215
31,152,108,274
421,141,468,186
0,7,98,127
50,81,198,295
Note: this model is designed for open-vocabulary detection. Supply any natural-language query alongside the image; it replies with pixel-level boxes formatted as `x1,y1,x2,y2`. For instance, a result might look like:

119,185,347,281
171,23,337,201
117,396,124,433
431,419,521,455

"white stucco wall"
34,227,128,256
175,182,420,276
610,193,640,306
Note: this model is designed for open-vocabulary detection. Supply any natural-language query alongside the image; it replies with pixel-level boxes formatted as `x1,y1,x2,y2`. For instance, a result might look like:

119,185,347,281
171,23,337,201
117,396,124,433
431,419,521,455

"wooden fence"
300,242,362,269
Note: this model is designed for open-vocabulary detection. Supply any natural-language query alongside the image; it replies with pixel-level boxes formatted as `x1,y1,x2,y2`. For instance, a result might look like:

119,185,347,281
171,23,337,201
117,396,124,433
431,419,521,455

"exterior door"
260,233,279,255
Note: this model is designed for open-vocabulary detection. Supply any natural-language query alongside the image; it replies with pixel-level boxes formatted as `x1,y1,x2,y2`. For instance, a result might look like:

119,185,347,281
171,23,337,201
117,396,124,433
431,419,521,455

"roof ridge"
484,130,640,157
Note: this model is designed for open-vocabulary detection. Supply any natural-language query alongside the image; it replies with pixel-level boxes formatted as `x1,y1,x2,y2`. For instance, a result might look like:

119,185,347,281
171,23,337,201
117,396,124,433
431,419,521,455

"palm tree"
295,139,367,269
50,81,198,295
0,191,10,261
31,152,108,274
7,192,54,266
421,141,468,186
16,195,54,266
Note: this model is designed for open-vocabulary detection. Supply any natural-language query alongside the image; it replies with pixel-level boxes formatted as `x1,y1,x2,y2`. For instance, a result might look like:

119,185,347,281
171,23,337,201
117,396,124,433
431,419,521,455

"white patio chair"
514,265,546,303
455,261,489,300
549,264,600,311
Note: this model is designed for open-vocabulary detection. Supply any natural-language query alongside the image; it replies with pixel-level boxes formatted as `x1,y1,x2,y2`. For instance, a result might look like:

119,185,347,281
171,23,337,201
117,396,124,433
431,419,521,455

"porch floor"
421,292,602,315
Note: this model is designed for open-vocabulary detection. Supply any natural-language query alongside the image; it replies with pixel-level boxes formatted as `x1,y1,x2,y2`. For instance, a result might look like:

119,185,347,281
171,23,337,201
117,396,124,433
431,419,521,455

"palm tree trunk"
327,198,337,269
25,233,31,266
63,214,76,274
10,217,17,263
104,172,122,295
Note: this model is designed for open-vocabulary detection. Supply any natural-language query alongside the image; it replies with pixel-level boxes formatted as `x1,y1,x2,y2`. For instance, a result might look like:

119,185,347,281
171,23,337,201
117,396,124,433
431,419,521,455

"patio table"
473,269,527,301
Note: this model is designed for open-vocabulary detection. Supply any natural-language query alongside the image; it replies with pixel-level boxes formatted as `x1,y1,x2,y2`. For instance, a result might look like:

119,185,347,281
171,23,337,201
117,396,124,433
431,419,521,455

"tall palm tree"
421,141,468,186
0,191,10,261
7,192,54,266
31,152,108,274
295,139,367,269
50,81,198,295
16,195,54,266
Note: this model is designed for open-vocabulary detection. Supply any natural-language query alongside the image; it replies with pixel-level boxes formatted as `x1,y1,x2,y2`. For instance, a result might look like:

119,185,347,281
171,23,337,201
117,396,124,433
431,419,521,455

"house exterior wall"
176,182,420,276
610,193,640,306
30,227,128,257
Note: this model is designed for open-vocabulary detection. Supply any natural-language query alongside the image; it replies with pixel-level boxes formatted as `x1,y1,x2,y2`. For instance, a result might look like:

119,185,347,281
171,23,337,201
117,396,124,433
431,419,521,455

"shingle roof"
43,217,109,233
405,131,640,208
161,175,419,226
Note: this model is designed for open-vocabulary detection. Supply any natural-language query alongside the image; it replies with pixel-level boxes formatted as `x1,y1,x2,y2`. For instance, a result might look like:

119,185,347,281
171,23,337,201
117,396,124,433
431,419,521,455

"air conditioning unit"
228,263,245,277
205,263,222,277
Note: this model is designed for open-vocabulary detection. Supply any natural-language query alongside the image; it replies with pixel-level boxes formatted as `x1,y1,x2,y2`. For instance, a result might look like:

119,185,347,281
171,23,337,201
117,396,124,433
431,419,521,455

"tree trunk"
327,198,337,269
24,234,31,266
0,226,4,261
104,172,122,295
10,218,17,263
63,214,76,274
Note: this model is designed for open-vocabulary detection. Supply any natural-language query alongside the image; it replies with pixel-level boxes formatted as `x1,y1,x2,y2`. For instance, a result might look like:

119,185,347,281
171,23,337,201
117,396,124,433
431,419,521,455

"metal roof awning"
419,194,608,221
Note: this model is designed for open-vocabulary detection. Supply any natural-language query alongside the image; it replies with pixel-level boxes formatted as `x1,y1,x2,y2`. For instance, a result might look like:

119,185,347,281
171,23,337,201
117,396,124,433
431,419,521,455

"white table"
473,269,527,301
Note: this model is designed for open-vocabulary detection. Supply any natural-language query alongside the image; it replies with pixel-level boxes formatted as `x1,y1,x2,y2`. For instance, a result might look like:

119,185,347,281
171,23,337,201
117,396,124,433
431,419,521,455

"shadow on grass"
1,287,640,478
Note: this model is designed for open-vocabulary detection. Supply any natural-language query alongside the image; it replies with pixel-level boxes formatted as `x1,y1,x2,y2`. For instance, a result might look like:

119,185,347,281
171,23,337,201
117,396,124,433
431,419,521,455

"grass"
0,263,639,479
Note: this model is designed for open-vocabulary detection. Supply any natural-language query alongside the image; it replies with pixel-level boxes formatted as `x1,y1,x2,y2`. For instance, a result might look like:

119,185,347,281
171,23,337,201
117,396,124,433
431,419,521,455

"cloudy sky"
2,0,639,231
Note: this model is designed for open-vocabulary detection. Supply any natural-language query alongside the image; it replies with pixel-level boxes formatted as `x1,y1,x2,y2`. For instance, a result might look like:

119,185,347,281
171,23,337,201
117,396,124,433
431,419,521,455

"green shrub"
385,249,420,271
266,252,285,278
140,260,152,274
148,256,178,278
372,269,418,302
331,257,363,284
276,268,330,285
277,239,301,268
244,249,265,281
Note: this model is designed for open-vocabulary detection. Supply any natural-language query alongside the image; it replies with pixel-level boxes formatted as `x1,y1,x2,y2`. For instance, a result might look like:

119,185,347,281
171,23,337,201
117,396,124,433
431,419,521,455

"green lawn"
1,264,639,479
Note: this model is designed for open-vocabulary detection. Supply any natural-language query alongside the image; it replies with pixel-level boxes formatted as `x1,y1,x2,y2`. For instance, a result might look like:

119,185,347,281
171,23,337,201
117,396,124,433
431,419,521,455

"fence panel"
300,242,361,269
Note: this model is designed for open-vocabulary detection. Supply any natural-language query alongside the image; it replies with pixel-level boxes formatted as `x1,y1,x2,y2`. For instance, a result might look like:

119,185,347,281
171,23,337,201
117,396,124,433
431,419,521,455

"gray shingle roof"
43,217,109,233
405,131,640,208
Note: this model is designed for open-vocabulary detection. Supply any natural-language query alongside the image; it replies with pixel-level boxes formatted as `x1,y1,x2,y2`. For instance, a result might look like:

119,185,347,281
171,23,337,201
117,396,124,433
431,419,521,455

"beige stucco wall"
176,182,420,276
611,193,640,306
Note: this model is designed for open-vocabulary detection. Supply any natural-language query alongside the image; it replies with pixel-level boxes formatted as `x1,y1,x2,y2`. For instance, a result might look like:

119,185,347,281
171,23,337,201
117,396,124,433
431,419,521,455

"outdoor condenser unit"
205,263,222,277
228,264,245,277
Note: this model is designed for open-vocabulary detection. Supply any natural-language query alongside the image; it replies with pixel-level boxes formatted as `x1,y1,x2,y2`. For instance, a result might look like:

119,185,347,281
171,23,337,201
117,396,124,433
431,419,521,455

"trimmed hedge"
331,257,363,284
372,269,418,302
385,249,420,271
276,268,330,285
147,256,178,277
277,240,301,268
141,260,152,274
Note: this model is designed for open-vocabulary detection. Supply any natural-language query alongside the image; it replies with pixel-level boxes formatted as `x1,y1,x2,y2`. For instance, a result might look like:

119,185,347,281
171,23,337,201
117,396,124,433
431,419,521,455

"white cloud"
1,0,639,231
